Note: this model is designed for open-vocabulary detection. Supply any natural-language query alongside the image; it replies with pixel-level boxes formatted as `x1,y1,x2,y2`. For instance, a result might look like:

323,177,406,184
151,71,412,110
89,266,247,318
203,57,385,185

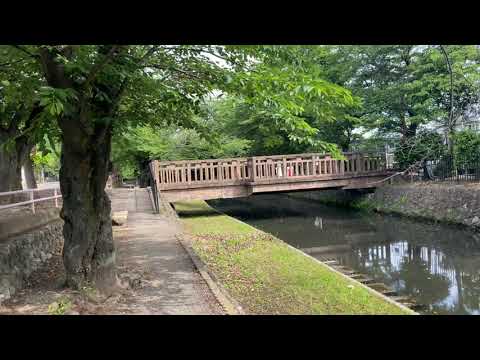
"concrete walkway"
111,188,224,315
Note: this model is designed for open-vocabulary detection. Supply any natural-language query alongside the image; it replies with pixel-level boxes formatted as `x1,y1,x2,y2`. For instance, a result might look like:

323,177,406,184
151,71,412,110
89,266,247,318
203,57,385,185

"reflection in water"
208,194,480,315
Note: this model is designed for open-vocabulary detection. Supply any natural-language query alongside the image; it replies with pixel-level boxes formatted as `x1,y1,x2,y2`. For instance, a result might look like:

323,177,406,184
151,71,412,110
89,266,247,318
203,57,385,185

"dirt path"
0,187,224,315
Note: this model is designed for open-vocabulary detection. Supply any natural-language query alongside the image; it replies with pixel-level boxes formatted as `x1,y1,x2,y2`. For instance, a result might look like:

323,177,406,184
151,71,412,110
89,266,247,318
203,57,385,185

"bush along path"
174,200,415,315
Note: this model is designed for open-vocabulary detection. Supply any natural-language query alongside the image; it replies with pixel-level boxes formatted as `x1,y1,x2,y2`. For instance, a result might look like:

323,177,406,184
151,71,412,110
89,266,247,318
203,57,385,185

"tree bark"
0,144,22,193
0,104,42,193
111,163,123,188
23,151,37,189
0,132,31,193
59,119,117,291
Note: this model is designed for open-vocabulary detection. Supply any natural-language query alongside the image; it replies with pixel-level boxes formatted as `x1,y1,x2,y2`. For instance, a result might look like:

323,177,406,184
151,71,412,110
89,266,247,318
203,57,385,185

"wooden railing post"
54,188,58,208
251,157,256,182
30,190,35,214
154,160,160,185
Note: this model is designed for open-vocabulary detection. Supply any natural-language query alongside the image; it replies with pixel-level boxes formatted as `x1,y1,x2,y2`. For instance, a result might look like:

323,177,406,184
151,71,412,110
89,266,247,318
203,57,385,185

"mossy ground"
174,200,411,315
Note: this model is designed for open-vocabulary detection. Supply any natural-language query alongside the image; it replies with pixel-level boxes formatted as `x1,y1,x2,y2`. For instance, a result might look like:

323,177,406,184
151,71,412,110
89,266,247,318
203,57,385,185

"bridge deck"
149,152,394,202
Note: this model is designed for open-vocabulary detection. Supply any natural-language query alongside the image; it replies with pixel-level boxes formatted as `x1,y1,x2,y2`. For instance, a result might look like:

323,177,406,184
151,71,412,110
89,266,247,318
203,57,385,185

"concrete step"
367,283,398,296
380,289,398,296
332,264,347,268
367,283,390,290
349,273,366,279
390,296,414,303
358,278,375,284
323,260,338,265
409,303,428,311
340,270,357,275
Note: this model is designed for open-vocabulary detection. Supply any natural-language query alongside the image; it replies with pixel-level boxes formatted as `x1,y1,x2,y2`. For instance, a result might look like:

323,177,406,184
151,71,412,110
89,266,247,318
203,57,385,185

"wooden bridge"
149,152,395,203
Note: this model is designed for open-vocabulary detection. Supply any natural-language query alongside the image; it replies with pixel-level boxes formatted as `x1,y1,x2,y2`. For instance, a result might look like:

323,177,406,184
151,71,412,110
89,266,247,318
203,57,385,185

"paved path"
111,188,224,315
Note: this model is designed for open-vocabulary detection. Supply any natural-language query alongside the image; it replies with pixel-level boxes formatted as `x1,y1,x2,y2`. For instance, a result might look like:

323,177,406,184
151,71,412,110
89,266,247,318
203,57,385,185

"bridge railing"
153,152,388,190
156,157,251,189
251,152,386,182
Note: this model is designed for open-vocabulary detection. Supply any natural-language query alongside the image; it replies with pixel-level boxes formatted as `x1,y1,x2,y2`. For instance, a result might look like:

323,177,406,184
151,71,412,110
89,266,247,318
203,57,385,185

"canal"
208,193,480,315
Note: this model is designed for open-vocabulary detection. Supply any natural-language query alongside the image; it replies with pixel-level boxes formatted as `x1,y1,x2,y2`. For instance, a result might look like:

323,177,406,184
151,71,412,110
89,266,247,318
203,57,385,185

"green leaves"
38,86,78,116
453,130,480,166
344,45,480,140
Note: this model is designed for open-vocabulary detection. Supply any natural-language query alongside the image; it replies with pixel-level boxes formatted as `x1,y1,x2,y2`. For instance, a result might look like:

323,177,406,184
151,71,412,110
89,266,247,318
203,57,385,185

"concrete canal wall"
370,183,480,229
287,182,480,230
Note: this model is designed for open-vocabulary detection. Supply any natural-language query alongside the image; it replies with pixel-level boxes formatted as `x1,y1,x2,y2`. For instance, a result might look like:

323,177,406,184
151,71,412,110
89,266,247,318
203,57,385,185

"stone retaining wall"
371,182,480,228
0,208,61,241
0,220,64,304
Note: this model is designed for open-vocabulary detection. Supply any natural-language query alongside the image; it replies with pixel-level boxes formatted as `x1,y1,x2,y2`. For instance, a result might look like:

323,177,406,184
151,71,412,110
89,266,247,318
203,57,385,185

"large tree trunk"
111,163,123,188
60,121,117,291
23,152,37,189
0,105,43,193
0,146,22,193
0,132,30,193
38,45,131,293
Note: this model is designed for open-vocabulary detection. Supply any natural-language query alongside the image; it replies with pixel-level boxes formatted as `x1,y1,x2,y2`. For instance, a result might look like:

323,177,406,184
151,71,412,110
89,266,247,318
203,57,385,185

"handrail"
0,187,62,214
0,195,62,210
157,157,249,166
156,151,386,166
0,187,60,196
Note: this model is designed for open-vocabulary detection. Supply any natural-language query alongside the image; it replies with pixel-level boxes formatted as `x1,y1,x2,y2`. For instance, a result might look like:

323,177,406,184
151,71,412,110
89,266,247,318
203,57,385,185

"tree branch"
7,103,44,146
83,45,121,89
139,45,160,64
106,46,162,120
149,63,206,81
38,47,73,89
439,45,455,131
172,46,245,69
47,133,61,158
11,45,38,58
0,57,28,68
7,108,25,134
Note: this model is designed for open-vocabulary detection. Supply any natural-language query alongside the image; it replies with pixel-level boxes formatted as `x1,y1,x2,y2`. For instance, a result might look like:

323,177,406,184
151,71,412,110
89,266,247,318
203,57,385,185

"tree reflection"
396,247,451,305
461,271,480,312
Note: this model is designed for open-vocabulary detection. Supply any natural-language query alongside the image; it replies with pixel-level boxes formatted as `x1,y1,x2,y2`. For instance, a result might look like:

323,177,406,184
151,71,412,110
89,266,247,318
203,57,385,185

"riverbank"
363,182,480,229
174,200,413,315
287,183,480,230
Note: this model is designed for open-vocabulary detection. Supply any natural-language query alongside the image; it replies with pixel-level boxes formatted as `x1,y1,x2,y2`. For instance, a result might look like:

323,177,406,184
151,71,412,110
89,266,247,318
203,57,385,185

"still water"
208,194,480,315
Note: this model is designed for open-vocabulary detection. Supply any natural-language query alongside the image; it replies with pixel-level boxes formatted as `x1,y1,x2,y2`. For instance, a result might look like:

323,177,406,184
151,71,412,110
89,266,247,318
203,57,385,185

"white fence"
0,187,62,214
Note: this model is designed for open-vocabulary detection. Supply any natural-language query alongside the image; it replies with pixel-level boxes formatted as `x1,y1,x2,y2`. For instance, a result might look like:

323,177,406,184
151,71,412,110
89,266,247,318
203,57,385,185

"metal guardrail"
0,187,62,214
147,162,161,213
377,155,480,185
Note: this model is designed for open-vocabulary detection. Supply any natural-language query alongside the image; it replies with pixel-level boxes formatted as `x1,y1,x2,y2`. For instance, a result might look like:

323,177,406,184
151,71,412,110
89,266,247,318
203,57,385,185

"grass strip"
174,200,411,315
